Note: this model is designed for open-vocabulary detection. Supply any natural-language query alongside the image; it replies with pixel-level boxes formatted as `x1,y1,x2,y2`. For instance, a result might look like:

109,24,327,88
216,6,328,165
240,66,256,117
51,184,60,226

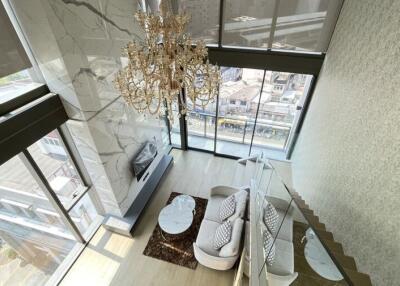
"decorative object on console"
219,195,236,221
263,200,279,234
213,220,232,249
114,0,220,121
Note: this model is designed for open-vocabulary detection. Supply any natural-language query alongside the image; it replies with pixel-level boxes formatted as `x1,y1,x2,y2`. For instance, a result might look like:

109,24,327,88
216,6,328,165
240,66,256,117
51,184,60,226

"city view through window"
0,130,99,285
171,67,312,157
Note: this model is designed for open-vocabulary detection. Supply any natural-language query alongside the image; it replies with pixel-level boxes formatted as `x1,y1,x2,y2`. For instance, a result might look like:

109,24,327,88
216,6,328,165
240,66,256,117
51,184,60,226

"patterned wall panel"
291,1,400,285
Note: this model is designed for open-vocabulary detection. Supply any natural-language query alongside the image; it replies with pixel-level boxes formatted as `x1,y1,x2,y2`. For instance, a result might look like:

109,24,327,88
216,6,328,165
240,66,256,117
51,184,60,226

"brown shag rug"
143,192,207,269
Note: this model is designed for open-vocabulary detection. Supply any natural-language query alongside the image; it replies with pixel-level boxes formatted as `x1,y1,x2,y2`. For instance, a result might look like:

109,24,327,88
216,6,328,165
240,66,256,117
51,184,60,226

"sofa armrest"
267,272,299,286
210,185,240,197
193,243,239,271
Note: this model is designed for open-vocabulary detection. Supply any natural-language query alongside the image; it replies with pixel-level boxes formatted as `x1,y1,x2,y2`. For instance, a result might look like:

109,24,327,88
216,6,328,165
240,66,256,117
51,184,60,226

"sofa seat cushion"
275,209,293,242
204,195,226,223
267,238,294,276
196,219,221,256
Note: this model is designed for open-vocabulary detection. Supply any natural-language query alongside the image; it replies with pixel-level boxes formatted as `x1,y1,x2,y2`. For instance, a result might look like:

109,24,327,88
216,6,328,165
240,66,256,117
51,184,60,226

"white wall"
291,1,400,285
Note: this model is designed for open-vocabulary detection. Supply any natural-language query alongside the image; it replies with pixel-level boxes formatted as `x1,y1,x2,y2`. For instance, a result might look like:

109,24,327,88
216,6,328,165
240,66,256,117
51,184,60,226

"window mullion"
57,124,105,215
267,0,281,49
19,150,85,243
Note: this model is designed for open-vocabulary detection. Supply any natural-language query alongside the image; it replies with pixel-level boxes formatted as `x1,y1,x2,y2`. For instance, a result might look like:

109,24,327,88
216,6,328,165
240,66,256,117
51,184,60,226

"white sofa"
243,196,297,283
193,186,248,270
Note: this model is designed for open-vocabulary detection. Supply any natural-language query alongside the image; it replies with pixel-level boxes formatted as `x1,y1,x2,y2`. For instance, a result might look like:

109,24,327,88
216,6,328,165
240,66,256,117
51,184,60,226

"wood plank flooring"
60,150,237,286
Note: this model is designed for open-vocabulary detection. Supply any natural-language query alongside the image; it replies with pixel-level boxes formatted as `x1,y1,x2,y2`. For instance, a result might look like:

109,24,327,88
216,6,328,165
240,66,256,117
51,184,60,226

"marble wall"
10,0,169,216
291,1,400,285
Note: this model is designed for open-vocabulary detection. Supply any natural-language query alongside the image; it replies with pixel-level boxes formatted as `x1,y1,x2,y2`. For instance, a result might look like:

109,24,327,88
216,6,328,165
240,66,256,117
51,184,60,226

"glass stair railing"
248,154,372,286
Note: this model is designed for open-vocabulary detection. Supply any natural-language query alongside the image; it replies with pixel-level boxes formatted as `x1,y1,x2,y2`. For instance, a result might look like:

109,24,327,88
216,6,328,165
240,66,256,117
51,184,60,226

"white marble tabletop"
171,194,196,211
158,204,193,235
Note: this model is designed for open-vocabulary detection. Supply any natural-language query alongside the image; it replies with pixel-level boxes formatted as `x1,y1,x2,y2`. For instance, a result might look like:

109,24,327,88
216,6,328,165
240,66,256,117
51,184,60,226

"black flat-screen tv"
130,141,157,181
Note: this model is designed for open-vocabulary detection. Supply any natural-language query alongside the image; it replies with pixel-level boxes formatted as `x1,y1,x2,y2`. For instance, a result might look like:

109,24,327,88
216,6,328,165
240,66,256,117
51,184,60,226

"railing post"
204,115,207,137
242,120,247,144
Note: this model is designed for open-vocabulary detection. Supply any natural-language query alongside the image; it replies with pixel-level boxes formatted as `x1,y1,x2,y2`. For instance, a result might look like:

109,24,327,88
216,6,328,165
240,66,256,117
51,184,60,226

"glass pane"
69,194,98,237
176,0,219,45
0,155,77,285
27,130,86,209
169,102,181,147
216,67,264,157
291,202,349,284
222,0,274,48
187,98,216,151
251,71,313,154
272,0,337,52
0,69,41,104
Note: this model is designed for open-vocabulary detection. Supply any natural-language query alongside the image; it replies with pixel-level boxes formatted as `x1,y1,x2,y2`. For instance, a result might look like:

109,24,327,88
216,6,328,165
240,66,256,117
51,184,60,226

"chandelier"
114,1,220,121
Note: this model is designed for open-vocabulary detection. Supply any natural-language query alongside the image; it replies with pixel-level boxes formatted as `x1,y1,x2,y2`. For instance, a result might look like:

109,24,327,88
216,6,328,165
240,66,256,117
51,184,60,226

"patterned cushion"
213,220,232,249
219,195,236,221
263,228,276,266
263,201,279,234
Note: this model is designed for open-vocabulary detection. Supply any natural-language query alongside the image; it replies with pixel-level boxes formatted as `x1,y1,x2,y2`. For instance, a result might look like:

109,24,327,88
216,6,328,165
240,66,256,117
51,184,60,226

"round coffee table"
158,196,195,240
171,194,196,212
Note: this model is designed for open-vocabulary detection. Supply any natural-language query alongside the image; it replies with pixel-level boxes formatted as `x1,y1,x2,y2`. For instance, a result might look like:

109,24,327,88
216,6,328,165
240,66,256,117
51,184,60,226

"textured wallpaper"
291,1,400,285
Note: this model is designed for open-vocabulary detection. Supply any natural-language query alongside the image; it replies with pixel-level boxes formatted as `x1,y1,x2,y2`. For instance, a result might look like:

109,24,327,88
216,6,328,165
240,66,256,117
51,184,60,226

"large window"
0,126,102,285
0,69,41,104
216,68,264,157
175,0,343,53
222,0,274,48
177,0,220,45
170,67,313,158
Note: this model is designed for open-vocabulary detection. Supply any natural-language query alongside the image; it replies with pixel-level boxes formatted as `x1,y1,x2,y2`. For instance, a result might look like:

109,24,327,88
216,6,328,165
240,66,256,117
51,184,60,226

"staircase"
288,190,373,286
234,156,372,286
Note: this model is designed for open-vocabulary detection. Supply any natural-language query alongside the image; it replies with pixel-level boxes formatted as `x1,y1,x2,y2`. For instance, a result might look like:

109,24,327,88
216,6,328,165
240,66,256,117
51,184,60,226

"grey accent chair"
193,186,248,270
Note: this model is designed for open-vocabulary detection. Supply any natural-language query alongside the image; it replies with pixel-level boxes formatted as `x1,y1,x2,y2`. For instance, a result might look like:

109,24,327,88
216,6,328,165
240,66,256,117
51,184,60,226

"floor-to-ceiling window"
0,126,102,285
215,68,264,157
170,67,313,159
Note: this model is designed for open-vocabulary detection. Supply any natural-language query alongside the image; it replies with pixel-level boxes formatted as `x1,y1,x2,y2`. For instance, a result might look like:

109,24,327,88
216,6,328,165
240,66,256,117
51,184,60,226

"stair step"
314,229,334,241
302,214,326,230
343,268,372,286
301,208,314,216
330,252,357,270
321,239,344,254
293,198,310,210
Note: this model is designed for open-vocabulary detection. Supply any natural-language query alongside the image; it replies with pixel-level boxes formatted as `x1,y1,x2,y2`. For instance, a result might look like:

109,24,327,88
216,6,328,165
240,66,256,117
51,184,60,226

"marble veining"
158,204,194,235
10,0,169,217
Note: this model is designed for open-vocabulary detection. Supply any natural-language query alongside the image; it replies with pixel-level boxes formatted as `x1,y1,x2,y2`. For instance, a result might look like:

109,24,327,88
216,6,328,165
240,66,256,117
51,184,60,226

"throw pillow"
263,201,278,234
213,220,232,249
263,228,276,266
220,195,236,221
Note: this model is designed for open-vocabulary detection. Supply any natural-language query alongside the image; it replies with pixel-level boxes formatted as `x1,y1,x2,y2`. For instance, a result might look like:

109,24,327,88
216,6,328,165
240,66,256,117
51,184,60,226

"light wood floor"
60,149,237,286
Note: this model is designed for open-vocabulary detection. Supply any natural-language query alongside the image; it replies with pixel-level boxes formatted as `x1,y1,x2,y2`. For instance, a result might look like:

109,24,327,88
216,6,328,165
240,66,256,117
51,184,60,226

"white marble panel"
87,97,164,215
